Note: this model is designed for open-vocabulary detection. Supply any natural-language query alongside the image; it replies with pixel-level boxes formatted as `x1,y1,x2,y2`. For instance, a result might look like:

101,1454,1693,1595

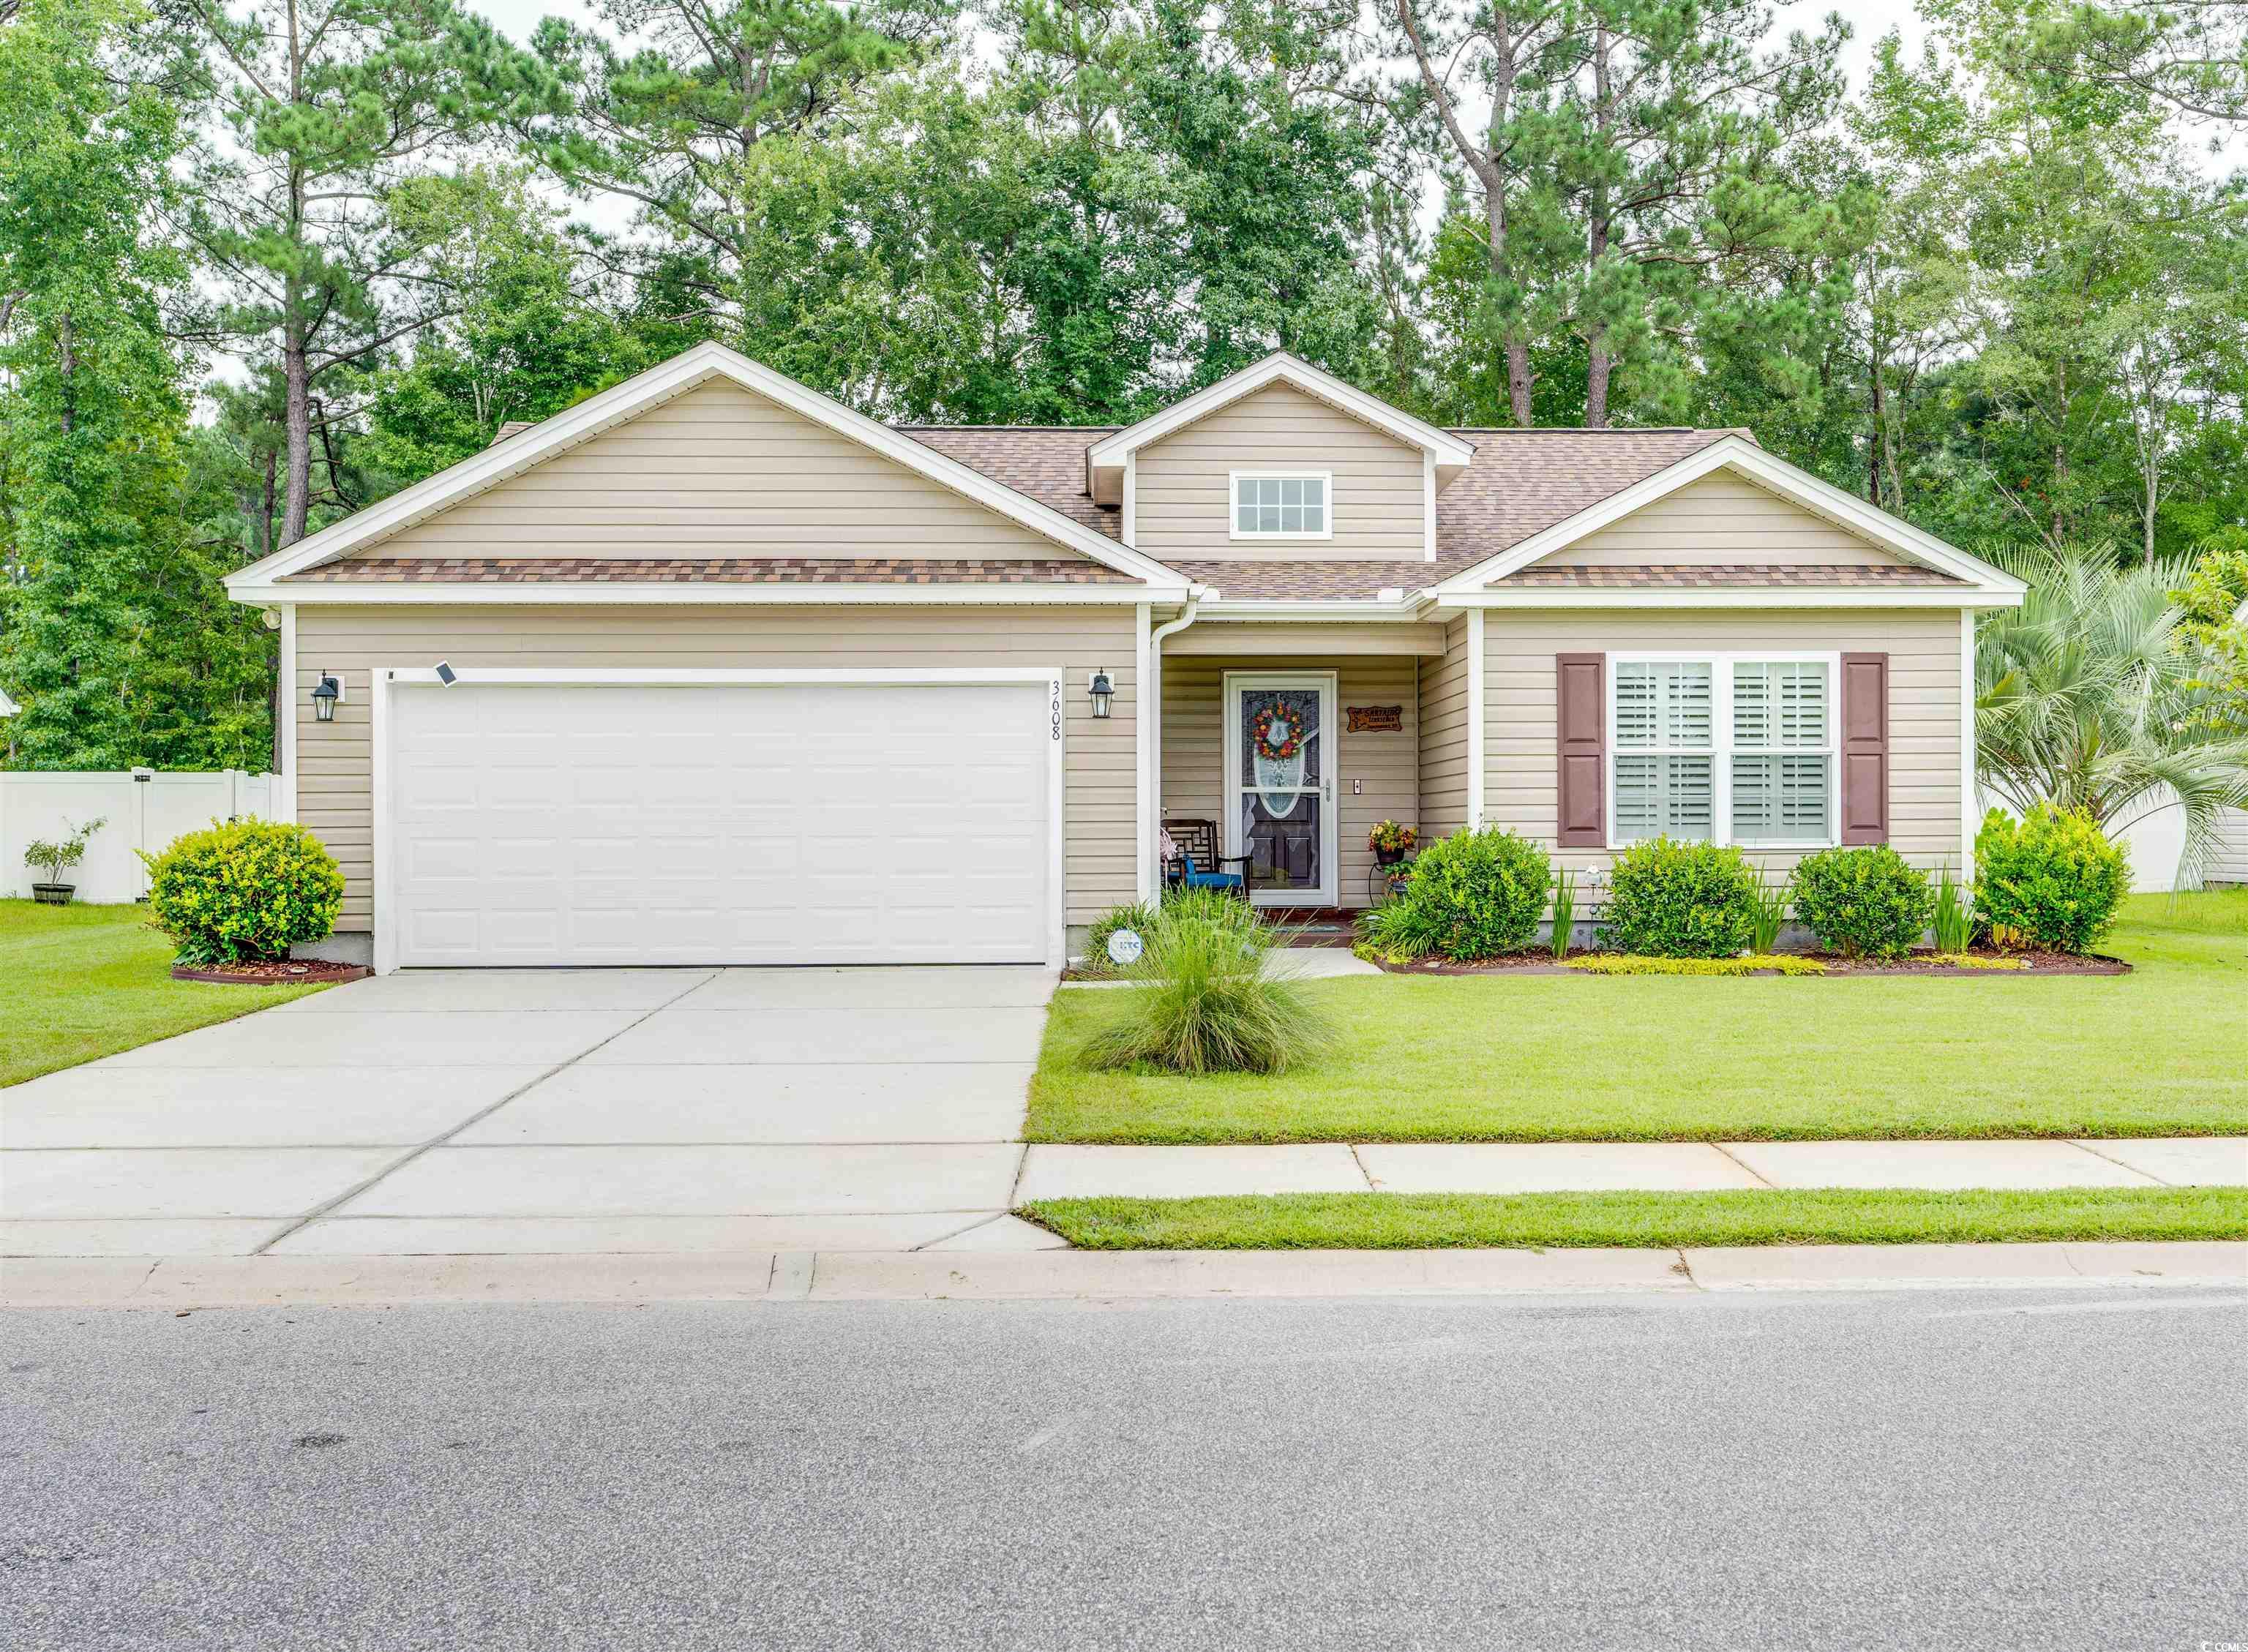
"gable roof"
225,343,1188,598
1082,353,1476,504
1434,435,2025,603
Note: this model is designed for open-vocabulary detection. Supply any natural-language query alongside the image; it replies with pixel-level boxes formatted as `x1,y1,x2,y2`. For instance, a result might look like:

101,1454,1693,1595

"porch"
1151,622,1462,912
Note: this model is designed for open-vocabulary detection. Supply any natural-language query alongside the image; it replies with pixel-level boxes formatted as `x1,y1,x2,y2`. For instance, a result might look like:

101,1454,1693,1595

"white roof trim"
229,580,1186,608
1085,353,1475,479
1428,437,2027,601
0,687,17,716
224,342,1183,593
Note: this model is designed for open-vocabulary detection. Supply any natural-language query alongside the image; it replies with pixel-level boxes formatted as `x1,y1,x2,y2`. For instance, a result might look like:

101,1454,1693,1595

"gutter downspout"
1145,591,1205,896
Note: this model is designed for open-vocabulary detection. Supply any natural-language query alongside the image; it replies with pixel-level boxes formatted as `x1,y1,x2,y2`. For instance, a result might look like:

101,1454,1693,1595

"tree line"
3,0,2247,769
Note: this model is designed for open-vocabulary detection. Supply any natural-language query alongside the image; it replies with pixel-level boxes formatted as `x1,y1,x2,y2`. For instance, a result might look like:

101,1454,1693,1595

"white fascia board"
0,688,17,716
1436,586,2023,610
234,580,1187,608
1193,597,1430,622
1430,438,2028,601
223,342,1182,591
1085,353,1475,476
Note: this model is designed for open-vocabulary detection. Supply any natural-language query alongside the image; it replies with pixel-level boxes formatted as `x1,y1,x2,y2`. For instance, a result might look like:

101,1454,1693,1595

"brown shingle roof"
287,557,1135,585
896,424,1772,597
1498,563,1965,589
897,427,1123,538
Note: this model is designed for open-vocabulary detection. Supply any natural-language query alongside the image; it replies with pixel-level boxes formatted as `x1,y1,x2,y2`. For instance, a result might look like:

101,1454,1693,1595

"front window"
1611,654,1836,846
1232,473,1329,538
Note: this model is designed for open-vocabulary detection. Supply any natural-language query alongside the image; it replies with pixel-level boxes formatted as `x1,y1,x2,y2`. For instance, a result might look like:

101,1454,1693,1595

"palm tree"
1977,547,2248,880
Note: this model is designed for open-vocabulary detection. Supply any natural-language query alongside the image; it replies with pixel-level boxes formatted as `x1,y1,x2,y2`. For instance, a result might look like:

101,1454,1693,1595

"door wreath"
1251,703,1304,762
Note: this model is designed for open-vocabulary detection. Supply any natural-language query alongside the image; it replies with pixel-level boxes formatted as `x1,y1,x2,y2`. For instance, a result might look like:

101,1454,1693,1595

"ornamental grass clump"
139,819,344,966
1791,845,1936,960
1972,806,2130,953
1078,888,1332,1075
1931,864,1977,954
1354,825,1550,962
1598,838,1761,958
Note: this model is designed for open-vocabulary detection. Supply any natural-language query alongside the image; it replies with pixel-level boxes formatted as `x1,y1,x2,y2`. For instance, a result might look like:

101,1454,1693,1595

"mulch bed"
1367,950,2129,977
170,960,371,985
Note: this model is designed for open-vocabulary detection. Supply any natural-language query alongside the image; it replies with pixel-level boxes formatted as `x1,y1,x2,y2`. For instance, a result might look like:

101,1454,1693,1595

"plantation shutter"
1840,652,1890,844
1556,653,1606,847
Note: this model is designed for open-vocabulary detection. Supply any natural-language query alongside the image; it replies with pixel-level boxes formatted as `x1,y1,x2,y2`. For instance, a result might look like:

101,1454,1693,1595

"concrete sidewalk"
1014,1137,2248,1200
6,1241,2242,1308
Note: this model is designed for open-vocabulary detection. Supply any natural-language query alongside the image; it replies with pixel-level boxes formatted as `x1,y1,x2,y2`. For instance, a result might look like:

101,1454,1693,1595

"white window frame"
1606,650,1842,850
1228,469,1334,542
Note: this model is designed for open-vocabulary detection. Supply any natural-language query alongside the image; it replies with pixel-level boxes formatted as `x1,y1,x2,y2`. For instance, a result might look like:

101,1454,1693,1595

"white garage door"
386,680,1053,966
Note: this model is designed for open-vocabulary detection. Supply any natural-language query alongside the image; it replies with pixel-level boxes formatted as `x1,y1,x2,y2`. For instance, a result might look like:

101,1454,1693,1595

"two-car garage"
378,675,1060,969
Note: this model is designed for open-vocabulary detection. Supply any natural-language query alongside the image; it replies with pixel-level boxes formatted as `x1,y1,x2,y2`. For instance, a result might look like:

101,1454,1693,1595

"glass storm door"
1226,673,1337,907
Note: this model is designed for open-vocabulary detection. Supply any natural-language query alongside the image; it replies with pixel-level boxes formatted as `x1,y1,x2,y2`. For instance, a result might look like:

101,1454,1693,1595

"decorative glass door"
1225,673,1337,907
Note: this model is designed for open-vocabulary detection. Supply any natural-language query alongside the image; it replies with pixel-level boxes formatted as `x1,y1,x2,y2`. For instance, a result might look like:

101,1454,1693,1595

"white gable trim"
1085,353,1475,482
222,342,1184,594
1429,438,2026,601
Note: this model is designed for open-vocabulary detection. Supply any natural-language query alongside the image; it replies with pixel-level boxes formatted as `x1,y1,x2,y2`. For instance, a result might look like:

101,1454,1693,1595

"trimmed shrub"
1355,825,1550,962
139,819,344,966
1973,806,2130,953
1077,887,1333,1075
1599,838,1761,958
1791,846,1936,959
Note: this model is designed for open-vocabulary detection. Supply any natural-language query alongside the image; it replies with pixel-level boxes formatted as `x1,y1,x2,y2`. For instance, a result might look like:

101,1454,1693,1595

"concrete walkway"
2,966,1068,1259
1015,1137,2248,1201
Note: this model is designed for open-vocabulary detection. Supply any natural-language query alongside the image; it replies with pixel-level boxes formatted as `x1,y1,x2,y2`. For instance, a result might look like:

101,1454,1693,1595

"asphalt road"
5,1286,2244,1651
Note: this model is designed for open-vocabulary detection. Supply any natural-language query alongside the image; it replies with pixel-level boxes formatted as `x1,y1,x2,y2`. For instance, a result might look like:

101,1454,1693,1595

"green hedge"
140,819,344,966
1791,844,1935,959
1357,826,1550,961
1599,837,1761,958
1974,806,2129,953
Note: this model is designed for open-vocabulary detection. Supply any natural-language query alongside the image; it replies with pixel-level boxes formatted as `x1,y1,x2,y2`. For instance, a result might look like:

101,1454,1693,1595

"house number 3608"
1050,679,1063,740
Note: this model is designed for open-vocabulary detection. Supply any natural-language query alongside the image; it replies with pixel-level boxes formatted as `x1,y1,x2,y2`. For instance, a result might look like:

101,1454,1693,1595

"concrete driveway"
1,967,1065,1258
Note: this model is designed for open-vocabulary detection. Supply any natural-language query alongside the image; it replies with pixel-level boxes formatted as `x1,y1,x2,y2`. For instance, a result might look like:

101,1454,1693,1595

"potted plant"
1368,819,1417,866
25,816,105,906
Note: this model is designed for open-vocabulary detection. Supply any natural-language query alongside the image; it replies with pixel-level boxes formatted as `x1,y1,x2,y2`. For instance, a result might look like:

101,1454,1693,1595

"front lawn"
0,899,327,1087
1024,1186,2248,1250
1028,891,2248,1144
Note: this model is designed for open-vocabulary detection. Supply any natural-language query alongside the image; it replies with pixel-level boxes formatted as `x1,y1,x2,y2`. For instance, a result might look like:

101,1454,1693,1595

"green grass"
1029,890,2248,1144
0,899,328,1087
1024,1186,2248,1250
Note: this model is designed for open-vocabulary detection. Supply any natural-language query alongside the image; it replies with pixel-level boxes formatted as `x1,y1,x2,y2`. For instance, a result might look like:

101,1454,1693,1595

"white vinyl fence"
1,770,274,903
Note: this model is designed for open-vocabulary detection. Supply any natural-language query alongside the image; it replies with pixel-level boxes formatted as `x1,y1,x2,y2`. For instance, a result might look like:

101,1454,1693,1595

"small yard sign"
1106,928,1144,966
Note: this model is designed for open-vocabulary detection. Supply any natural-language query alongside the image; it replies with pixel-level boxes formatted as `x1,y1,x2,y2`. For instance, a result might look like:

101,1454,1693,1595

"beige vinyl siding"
1166,621,1448,657
348,380,1084,562
1541,471,1908,568
2211,808,2248,886
1159,656,1419,908
1483,610,1965,872
1134,382,1426,562
1417,615,1472,842
293,604,1137,931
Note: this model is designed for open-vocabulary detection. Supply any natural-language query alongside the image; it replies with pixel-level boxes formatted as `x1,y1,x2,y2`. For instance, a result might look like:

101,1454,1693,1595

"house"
225,344,2025,971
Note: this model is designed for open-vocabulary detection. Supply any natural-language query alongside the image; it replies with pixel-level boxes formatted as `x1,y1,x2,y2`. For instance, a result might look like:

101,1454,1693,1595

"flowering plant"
1367,820,1416,855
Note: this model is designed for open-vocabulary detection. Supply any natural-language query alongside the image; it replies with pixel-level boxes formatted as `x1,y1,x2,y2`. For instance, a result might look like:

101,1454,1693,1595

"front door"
1224,672,1338,908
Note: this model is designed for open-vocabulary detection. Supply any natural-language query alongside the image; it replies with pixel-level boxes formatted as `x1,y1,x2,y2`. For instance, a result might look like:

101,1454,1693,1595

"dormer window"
1232,471,1331,540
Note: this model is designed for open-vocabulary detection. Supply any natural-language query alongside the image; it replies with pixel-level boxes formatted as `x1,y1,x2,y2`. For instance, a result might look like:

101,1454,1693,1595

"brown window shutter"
1556,653,1606,847
1840,652,1889,844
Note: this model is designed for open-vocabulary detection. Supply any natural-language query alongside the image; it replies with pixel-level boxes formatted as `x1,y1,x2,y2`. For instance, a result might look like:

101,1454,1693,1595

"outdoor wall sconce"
311,672,342,722
1088,669,1115,719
